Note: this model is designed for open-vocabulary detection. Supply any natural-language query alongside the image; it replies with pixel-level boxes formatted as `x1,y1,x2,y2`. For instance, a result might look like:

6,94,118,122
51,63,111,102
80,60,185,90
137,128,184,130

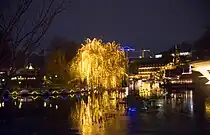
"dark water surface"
1,91,210,135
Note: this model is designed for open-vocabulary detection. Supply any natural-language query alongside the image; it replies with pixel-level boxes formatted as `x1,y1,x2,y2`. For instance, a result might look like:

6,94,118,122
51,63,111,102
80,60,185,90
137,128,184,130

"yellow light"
44,76,47,81
70,38,127,89
69,94,74,98
18,102,22,109
32,96,38,100
69,91,127,135
191,61,210,85
12,91,18,95
125,87,129,96
31,91,39,95
12,95,18,100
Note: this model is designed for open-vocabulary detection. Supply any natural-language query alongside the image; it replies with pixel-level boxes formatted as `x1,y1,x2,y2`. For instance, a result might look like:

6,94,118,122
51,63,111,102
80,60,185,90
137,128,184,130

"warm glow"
191,61,210,85
26,63,34,70
170,79,192,84
70,38,127,89
69,91,126,135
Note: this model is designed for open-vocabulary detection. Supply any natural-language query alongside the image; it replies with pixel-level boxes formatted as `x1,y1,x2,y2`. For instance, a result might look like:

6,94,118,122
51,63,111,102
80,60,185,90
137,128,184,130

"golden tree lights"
69,91,127,135
70,38,127,89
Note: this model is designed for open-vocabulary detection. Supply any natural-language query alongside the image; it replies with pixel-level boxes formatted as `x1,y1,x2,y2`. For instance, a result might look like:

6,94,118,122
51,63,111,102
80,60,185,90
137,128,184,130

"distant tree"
49,36,81,61
178,42,192,52
45,37,81,86
0,0,71,68
162,50,173,63
46,50,68,85
162,42,192,65
0,31,12,68
193,26,210,60
28,52,45,69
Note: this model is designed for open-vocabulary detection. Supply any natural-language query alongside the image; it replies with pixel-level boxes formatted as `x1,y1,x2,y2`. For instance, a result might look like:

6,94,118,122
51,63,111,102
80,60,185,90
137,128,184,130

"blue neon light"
128,108,136,112
121,46,135,52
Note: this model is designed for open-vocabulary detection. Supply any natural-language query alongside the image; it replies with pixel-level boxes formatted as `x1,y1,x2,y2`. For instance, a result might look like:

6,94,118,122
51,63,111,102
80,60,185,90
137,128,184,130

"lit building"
129,58,173,81
162,64,194,91
128,57,173,95
10,63,42,88
128,44,193,92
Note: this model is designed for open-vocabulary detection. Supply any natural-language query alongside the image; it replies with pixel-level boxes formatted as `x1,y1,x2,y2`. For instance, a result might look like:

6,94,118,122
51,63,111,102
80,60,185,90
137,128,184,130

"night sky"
3,0,210,53
46,0,210,52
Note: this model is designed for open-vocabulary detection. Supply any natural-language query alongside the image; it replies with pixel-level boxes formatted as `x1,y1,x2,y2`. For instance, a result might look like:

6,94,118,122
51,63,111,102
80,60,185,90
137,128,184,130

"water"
0,90,210,135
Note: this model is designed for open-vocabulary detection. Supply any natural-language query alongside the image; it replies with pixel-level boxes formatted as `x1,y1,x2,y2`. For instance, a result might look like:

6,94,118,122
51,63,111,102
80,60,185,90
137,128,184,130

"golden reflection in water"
0,101,4,108
205,98,210,117
70,91,126,135
18,101,22,109
169,91,194,116
139,90,151,97
138,81,164,98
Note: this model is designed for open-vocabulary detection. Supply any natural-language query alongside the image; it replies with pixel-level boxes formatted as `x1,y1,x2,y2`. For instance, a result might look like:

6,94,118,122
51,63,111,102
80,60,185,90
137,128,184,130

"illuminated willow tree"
70,38,127,89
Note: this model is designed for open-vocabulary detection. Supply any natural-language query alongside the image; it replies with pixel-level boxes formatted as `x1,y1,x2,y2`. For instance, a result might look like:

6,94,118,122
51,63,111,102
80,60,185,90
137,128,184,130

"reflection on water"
1,90,210,134
0,91,127,135
166,91,194,117
70,91,127,135
137,81,164,98
205,98,210,118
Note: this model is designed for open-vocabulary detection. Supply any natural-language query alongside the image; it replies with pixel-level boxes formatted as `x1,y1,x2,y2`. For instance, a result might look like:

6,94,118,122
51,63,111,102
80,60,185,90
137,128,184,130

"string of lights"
70,38,127,89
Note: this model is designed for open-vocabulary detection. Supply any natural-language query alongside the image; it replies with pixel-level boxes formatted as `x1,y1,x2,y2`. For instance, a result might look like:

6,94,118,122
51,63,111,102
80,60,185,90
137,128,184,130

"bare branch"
6,0,32,34
0,9,7,30
0,0,71,68
16,0,55,46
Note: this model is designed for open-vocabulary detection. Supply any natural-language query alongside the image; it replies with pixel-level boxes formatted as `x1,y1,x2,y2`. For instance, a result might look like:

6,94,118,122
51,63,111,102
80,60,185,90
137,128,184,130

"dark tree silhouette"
0,0,71,68
193,26,210,60
178,42,192,52
45,37,81,86
48,36,81,61
0,31,12,68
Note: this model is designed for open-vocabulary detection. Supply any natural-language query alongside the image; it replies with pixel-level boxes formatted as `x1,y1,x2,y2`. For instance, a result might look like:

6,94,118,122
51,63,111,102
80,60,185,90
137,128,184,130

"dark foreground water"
1,91,210,135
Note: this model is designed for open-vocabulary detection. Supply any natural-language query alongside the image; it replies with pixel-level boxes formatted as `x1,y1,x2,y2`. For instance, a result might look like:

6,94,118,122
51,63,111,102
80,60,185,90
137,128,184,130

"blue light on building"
121,46,135,52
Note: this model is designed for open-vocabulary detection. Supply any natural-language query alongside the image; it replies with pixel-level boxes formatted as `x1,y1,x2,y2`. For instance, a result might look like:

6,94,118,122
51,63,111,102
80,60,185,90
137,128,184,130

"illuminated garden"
70,38,127,89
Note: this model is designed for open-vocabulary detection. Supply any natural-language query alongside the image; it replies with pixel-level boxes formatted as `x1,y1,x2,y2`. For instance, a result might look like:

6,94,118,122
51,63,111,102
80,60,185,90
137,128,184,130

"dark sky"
3,0,210,53
46,0,210,52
